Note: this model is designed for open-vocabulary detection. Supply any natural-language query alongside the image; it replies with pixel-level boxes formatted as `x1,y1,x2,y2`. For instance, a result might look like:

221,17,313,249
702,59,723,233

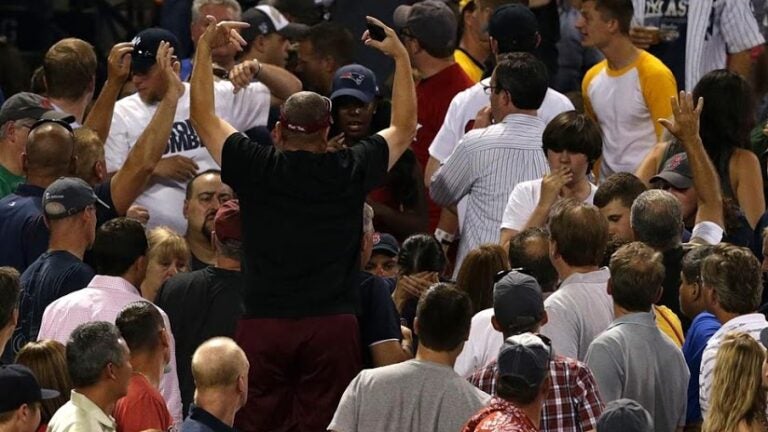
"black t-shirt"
155,266,245,413
221,132,389,318
95,180,119,226
356,271,401,368
660,245,688,329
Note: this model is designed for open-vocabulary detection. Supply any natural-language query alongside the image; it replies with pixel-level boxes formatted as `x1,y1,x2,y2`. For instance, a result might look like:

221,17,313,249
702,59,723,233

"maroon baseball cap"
214,199,241,243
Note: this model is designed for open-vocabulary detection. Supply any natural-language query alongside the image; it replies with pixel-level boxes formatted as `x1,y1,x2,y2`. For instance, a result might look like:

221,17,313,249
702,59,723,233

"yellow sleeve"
453,50,484,83
581,61,604,120
654,305,684,348
638,52,678,139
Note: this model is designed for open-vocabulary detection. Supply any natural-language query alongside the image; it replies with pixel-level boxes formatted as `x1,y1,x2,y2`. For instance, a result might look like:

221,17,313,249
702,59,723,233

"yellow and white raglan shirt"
582,50,677,179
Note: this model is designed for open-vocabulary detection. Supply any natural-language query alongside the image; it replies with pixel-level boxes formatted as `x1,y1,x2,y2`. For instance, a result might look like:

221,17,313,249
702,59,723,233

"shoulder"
583,61,608,86
637,52,675,78
731,148,761,168
545,88,574,107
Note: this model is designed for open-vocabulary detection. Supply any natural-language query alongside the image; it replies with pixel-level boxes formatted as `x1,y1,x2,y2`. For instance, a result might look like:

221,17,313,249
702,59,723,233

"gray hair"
630,189,683,250
191,0,242,22
363,203,374,233
66,321,126,388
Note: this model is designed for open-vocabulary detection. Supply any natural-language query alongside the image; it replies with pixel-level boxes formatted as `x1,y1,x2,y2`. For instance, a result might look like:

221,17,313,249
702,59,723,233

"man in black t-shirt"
189,15,417,432
156,199,244,414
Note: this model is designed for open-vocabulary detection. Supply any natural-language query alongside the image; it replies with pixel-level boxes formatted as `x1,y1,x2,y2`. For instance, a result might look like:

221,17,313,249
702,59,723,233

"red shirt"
114,373,173,432
415,62,474,230
462,397,539,432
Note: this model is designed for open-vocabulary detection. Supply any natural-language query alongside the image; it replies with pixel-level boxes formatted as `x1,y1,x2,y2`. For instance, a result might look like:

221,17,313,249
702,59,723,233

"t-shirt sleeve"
105,108,131,173
584,340,623,403
500,181,536,231
221,132,274,195
361,277,401,347
327,373,363,432
639,58,677,139
350,134,389,193
722,0,765,53
429,92,465,162
214,81,271,130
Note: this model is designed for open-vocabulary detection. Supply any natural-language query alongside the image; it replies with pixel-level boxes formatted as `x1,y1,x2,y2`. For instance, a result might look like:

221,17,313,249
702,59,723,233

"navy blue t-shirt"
356,271,402,368
181,404,236,432
0,184,48,273
3,251,94,362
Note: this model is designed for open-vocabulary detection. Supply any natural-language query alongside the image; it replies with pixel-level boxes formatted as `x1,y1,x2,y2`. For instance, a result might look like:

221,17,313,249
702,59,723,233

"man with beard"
183,170,234,270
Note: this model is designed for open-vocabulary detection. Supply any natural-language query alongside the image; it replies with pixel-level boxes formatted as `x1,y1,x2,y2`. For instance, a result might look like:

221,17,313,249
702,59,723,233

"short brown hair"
702,244,763,314
548,199,608,267
0,267,20,328
609,242,665,312
456,244,510,315
73,127,104,184
592,0,634,34
542,111,602,173
43,38,97,100
594,172,647,209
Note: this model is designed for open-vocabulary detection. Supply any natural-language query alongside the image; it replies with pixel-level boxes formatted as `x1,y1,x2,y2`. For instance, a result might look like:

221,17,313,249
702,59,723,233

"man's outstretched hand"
199,15,249,51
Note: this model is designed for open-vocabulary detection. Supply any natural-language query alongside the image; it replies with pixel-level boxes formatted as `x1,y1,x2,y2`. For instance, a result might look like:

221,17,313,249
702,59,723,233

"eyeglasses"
494,267,533,283
482,83,505,95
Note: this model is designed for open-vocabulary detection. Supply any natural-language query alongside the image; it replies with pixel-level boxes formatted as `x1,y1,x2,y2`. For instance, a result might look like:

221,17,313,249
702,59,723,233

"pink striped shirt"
38,275,182,425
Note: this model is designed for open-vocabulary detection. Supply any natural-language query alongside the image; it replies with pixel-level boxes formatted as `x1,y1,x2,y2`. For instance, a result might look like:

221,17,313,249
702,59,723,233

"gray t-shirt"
328,359,491,432
586,311,689,432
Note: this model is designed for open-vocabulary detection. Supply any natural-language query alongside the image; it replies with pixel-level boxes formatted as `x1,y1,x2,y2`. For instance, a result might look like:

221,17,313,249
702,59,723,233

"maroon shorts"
234,314,362,432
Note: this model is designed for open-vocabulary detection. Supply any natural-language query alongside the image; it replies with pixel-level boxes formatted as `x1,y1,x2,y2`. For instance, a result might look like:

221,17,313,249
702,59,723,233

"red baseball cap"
214,199,241,243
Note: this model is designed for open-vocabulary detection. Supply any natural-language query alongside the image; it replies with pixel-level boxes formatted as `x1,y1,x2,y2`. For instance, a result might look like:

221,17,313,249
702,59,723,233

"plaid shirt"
468,355,604,432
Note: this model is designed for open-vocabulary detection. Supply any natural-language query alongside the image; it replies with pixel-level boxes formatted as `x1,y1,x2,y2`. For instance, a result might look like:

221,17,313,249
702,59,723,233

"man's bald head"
191,337,248,390
25,122,75,180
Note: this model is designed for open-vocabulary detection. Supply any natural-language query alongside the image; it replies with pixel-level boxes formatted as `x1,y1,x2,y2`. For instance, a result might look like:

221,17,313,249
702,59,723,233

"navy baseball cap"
0,92,74,126
488,3,539,53
330,64,379,104
0,364,59,412
372,232,399,257
493,271,545,332
43,177,109,220
131,28,180,74
497,333,551,387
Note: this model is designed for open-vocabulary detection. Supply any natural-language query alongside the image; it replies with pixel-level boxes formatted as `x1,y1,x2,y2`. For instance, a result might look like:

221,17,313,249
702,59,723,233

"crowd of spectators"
3,0,768,431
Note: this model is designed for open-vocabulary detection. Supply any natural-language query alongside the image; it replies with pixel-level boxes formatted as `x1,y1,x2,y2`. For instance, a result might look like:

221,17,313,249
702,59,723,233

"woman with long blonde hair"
703,332,767,432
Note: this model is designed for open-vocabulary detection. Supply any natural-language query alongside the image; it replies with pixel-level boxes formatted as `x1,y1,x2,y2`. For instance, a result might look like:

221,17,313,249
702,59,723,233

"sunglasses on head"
30,118,74,135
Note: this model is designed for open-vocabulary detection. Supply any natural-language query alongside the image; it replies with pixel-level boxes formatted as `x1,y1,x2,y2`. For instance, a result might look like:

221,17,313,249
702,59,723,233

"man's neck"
415,56,456,80
214,255,241,271
517,399,543,429
76,386,117,417
0,145,22,176
714,309,747,326
556,264,599,282
49,97,88,124
613,304,650,319
129,353,163,388
195,392,238,427
600,36,640,71
560,177,592,201
415,345,459,367
48,229,88,261
24,175,58,190
186,232,215,266
459,35,489,67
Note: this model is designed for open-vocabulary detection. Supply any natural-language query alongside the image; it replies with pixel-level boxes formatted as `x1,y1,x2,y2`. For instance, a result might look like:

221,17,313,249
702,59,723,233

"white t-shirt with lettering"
105,81,270,234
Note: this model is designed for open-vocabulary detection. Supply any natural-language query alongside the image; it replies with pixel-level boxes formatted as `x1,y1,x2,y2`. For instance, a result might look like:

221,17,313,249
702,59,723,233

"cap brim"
131,58,155,75
330,88,375,104
372,245,398,257
40,388,60,400
40,110,75,124
650,172,693,189
278,23,310,39
393,5,412,30
95,196,110,210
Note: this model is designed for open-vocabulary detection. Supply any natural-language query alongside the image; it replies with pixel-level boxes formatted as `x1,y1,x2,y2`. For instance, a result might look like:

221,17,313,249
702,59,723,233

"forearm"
521,203,551,232
424,156,441,187
256,63,301,101
682,136,724,226
190,42,223,165
390,52,417,144
728,50,754,82
84,80,123,143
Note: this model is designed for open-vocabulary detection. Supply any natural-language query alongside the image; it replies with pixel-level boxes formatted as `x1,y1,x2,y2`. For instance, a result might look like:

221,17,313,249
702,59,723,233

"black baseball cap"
43,177,110,220
488,3,540,53
0,92,74,126
394,0,457,58
242,5,309,43
497,333,551,387
330,64,379,105
131,28,181,75
650,152,693,190
597,399,654,432
0,364,59,412
493,271,545,332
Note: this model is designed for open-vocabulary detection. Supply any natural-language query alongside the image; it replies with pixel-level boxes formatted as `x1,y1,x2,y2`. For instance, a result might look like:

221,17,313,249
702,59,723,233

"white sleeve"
429,91,466,162
215,81,271,131
721,0,765,53
690,221,724,245
699,341,717,416
104,109,131,173
500,181,536,231
158,311,183,426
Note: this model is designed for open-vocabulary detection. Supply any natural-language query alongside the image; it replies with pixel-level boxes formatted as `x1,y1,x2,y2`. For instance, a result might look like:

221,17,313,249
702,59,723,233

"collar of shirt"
188,404,236,431
13,184,45,197
719,313,768,333
86,275,141,296
559,267,610,288
608,311,657,329
70,390,117,431
498,113,545,127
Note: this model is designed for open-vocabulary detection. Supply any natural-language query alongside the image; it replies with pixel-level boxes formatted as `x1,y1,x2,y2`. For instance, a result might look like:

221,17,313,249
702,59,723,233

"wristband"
434,228,456,245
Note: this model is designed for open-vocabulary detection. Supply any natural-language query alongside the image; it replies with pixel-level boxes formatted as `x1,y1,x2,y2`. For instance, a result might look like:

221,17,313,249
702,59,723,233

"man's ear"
489,37,499,56
652,284,664,304
21,152,29,174
413,317,420,337
607,278,613,296
539,310,548,326
491,315,502,332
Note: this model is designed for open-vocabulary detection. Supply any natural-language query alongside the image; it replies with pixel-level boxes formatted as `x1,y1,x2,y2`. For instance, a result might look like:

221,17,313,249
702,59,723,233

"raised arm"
83,42,133,143
190,16,248,166
363,17,417,170
110,42,184,215
230,59,302,104
658,92,724,229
